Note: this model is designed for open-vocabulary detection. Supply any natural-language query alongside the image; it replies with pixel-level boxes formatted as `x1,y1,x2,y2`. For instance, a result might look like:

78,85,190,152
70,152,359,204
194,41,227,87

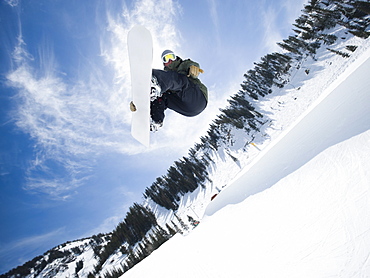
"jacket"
164,57,208,101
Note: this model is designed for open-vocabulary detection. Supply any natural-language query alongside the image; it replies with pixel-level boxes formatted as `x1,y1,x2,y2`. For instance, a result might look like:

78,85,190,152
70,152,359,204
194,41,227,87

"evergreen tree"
166,222,178,236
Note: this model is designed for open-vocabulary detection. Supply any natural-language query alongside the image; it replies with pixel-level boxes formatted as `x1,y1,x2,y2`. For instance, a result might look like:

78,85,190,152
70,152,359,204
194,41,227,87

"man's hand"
188,65,204,78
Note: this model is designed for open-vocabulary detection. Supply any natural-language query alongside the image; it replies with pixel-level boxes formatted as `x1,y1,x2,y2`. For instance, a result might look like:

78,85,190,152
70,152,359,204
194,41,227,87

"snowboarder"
149,50,208,131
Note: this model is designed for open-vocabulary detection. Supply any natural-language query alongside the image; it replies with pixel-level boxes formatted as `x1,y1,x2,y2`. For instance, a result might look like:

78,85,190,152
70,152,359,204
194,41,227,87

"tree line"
143,0,370,213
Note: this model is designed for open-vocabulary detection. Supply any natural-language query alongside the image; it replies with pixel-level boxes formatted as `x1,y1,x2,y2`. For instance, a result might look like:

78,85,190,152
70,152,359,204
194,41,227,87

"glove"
130,101,137,112
187,65,204,78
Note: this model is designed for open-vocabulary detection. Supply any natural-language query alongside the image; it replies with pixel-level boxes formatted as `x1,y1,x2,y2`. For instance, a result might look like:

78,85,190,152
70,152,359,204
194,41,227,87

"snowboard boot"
150,75,162,101
150,97,166,122
150,97,166,132
150,119,163,132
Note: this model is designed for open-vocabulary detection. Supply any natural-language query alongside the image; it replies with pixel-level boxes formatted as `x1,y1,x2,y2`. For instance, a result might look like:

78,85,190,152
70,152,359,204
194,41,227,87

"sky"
0,0,307,273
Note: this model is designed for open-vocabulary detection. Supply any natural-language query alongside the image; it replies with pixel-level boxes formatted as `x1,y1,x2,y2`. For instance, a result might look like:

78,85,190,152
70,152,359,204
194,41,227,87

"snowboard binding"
150,76,162,101
150,119,163,132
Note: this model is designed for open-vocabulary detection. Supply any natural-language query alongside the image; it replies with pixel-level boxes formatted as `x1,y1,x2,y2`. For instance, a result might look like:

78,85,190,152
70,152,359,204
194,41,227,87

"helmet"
161,50,176,63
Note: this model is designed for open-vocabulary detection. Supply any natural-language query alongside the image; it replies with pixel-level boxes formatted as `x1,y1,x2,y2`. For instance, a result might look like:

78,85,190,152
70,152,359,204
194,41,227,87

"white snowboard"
127,25,153,147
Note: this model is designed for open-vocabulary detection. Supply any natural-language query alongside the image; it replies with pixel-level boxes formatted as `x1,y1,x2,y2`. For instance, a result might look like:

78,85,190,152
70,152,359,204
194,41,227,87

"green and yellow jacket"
164,57,208,101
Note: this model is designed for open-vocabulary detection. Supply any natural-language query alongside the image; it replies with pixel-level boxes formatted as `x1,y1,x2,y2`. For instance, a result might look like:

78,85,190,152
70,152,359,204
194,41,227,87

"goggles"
162,53,176,63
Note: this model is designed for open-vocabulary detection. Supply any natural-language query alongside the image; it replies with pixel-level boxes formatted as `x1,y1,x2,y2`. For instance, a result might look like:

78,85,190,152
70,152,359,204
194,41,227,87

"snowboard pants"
151,69,207,123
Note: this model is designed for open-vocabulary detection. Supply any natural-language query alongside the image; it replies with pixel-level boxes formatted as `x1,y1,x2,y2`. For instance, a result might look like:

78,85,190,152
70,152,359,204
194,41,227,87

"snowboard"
127,25,153,147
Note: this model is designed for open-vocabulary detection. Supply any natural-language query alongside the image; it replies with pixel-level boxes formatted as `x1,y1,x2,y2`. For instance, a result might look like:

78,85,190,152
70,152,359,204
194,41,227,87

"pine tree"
174,213,189,234
166,222,178,236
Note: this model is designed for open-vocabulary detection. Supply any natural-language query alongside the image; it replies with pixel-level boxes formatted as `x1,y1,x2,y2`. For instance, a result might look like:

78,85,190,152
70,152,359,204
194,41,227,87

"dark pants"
151,69,207,123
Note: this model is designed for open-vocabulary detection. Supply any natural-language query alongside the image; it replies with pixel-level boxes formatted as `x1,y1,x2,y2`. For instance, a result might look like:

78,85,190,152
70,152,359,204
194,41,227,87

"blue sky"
0,0,306,273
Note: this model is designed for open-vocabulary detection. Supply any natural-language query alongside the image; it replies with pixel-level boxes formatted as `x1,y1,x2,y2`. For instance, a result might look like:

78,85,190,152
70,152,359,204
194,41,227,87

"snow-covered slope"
122,46,370,277
206,41,370,216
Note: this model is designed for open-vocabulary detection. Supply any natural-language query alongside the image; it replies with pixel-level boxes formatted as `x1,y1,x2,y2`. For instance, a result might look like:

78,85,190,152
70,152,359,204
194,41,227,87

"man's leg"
152,69,207,116
165,84,207,117
152,69,189,93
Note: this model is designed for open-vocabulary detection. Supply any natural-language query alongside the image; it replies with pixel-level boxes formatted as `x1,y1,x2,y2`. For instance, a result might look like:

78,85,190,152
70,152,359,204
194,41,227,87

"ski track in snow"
122,46,370,277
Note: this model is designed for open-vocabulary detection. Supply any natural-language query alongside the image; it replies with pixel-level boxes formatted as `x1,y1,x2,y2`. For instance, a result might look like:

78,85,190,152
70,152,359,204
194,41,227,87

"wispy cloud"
282,0,307,23
261,0,307,53
4,0,19,7
3,228,66,252
0,227,66,271
12,35,34,64
5,0,184,199
206,0,221,47
261,5,282,53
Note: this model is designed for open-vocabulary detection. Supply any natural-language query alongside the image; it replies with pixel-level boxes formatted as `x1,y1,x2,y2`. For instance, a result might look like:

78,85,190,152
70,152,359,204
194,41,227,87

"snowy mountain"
2,1,370,277
123,43,370,278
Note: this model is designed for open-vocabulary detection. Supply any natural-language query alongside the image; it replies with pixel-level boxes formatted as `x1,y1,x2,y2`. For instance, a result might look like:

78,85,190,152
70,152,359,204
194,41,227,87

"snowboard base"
127,25,153,147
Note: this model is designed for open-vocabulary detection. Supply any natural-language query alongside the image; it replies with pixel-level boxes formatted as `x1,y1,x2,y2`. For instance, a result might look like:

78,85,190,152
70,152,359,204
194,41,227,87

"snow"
122,45,370,277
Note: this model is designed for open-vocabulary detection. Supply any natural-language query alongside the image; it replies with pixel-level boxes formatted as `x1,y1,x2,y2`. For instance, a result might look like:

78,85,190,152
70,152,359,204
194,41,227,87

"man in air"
149,50,208,131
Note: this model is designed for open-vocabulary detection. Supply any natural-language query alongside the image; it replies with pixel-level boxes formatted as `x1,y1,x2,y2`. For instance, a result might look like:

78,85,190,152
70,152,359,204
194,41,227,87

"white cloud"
5,0,192,198
261,0,308,53
7,57,134,196
206,0,221,47
261,6,281,53
10,228,66,251
12,35,34,64
282,0,308,23
0,227,66,269
4,0,19,7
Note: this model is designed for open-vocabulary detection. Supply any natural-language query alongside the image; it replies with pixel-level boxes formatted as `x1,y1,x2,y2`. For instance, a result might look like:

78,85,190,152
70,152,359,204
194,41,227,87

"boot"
150,97,165,122
150,119,163,132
